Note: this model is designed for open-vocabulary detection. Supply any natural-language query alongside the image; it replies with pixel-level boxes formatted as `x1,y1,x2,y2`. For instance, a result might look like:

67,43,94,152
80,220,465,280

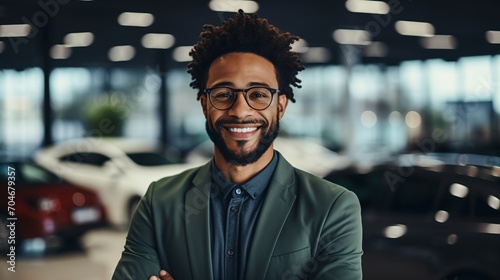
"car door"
361,167,445,280
58,151,113,192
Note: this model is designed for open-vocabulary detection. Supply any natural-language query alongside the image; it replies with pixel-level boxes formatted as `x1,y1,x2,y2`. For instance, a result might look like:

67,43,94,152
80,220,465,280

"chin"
206,117,279,166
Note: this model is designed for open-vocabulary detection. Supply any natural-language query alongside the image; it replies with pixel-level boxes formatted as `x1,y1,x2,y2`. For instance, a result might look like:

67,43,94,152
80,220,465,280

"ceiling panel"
0,0,499,70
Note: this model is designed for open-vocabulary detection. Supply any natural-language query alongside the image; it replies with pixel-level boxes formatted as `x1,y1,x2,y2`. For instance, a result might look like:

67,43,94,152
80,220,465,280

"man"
112,10,362,280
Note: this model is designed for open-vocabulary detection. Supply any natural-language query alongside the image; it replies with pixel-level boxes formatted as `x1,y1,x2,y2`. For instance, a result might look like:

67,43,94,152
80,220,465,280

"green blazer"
112,153,362,280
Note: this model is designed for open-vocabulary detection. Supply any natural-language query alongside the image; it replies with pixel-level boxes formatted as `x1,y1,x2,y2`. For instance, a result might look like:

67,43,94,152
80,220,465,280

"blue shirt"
210,152,278,280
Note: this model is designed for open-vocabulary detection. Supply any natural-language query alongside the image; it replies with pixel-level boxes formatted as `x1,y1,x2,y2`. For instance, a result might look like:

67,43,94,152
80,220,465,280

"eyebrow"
210,81,271,88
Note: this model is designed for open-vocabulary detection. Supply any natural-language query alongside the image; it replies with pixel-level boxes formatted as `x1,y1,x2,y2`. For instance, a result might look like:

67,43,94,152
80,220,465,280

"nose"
227,92,253,118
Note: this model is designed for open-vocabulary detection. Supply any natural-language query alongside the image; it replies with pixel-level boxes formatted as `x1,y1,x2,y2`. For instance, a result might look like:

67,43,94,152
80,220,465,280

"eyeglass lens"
209,87,273,110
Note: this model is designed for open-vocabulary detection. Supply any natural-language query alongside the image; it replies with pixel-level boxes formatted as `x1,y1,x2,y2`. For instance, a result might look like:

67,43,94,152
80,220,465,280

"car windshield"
1,163,61,186
127,152,176,166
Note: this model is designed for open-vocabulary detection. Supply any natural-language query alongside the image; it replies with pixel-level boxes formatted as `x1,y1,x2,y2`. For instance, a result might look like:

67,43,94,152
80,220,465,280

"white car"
185,137,351,177
35,137,198,228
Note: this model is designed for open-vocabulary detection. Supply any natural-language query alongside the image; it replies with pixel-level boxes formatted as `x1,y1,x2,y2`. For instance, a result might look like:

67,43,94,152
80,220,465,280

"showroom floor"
1,229,126,280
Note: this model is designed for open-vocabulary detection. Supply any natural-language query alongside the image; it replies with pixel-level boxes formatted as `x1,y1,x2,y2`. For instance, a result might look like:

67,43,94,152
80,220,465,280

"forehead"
206,52,277,87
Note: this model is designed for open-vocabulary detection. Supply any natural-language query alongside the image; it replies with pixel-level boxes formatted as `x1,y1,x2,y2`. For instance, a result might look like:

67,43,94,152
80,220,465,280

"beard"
206,115,280,166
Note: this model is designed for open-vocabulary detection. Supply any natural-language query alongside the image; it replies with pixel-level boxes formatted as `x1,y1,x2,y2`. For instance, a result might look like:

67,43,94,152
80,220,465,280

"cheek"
262,111,277,127
206,109,222,125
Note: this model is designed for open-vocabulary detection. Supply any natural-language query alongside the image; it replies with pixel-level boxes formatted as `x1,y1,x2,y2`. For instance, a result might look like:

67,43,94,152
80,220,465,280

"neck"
213,147,274,185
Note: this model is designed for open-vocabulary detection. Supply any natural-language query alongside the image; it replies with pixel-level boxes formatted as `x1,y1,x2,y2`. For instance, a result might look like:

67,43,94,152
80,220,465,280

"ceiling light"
405,111,421,128
64,32,94,47
345,0,390,15
0,24,31,37
420,35,457,49
0,41,4,53
291,39,309,53
488,195,500,210
301,47,331,63
209,0,259,13
333,29,371,45
118,12,154,27
108,45,135,62
142,33,175,49
364,41,388,57
173,46,193,62
50,44,72,59
384,224,407,239
466,166,478,177
486,30,500,44
395,20,435,37
435,210,449,223
492,166,500,177
481,223,500,235
360,110,377,128
447,234,458,245
449,183,469,198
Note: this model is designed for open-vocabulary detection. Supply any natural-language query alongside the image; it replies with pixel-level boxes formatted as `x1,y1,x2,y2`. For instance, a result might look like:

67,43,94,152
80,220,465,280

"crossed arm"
149,270,174,280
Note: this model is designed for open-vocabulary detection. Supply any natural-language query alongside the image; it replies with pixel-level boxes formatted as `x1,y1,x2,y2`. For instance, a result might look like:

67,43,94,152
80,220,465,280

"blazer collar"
245,152,297,279
185,161,214,280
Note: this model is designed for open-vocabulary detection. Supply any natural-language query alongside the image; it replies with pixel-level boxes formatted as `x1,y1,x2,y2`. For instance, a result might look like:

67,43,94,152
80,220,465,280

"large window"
0,68,44,157
1,55,499,158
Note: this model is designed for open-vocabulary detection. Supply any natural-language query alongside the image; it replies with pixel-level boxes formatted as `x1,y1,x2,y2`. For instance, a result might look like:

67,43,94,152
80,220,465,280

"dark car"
0,161,108,255
324,153,500,280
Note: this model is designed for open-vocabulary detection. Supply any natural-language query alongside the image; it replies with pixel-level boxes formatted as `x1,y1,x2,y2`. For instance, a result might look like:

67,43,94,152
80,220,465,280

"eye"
248,88,270,99
211,88,234,99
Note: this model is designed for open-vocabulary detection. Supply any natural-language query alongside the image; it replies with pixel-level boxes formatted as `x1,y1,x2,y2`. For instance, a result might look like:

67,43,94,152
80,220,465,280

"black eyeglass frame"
203,86,281,111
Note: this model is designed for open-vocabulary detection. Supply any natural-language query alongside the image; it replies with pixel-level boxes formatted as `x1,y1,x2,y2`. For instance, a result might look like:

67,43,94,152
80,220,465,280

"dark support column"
158,51,169,149
41,20,53,147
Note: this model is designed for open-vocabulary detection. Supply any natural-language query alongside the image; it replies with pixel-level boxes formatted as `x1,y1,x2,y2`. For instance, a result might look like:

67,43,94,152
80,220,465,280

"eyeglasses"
203,86,280,111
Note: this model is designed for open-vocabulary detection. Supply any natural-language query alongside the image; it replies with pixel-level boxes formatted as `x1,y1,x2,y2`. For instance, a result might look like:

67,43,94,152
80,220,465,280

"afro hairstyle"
187,9,305,102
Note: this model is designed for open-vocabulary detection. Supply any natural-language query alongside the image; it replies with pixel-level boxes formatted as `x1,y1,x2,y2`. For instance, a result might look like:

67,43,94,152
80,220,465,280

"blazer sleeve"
310,190,363,280
112,182,162,280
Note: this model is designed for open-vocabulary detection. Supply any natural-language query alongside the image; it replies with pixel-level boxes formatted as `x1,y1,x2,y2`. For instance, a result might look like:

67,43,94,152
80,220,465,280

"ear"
277,94,288,120
200,95,208,118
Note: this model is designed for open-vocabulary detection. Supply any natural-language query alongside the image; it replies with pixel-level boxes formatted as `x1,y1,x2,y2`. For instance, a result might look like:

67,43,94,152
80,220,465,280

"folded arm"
310,190,363,280
112,183,163,280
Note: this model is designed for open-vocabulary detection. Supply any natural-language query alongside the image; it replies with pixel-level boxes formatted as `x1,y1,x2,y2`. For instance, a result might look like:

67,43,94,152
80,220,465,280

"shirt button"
230,207,238,213
235,188,242,195
227,250,235,256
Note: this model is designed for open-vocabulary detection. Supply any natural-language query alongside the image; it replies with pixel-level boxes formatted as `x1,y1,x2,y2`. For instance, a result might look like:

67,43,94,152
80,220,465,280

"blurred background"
0,0,499,279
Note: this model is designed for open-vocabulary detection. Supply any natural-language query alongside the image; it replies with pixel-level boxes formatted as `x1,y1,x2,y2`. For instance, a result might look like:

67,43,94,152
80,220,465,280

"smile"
228,127,258,133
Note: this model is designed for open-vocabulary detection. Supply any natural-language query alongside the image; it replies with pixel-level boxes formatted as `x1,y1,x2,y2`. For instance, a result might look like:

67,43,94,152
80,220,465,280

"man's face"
200,52,288,166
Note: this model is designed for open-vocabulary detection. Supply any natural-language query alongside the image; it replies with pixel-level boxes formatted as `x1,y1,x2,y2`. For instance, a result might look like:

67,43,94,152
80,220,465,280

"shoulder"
274,152,358,206
293,168,359,207
145,163,209,201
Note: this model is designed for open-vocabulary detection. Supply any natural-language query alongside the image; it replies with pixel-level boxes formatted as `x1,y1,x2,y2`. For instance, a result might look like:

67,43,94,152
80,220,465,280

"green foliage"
85,98,127,137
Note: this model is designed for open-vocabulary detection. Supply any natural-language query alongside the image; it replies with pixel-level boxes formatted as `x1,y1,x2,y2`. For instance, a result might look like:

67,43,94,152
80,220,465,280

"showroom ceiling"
0,0,499,70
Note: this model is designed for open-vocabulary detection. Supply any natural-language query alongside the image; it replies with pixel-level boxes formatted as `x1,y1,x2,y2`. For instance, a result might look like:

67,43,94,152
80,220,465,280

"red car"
0,161,107,255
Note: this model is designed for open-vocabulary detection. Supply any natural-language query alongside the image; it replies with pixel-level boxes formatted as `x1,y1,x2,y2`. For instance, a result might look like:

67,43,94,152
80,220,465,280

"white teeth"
229,127,257,133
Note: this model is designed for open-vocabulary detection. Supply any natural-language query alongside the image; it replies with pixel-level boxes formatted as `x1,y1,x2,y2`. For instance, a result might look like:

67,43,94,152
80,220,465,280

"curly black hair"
187,9,305,102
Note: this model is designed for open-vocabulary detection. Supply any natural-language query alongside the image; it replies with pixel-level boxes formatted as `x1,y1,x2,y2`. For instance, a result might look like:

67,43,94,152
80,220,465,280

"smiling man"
112,10,362,280
204,52,284,175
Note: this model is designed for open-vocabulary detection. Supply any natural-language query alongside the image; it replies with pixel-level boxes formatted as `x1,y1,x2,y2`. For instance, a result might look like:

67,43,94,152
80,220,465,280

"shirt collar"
211,151,279,200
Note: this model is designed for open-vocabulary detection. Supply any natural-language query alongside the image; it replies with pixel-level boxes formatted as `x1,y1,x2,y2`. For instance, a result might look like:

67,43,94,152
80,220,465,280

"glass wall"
1,55,499,159
0,68,44,158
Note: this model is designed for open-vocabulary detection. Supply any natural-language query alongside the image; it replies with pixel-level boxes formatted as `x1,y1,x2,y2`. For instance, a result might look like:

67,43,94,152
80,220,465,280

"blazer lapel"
245,153,297,280
184,162,214,280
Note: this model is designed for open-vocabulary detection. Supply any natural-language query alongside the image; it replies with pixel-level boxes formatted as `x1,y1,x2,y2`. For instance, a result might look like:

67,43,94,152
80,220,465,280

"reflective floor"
0,228,126,280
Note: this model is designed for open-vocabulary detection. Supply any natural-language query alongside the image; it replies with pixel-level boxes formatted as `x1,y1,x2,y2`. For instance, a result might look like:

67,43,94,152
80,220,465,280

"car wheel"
128,197,141,224
444,271,494,280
